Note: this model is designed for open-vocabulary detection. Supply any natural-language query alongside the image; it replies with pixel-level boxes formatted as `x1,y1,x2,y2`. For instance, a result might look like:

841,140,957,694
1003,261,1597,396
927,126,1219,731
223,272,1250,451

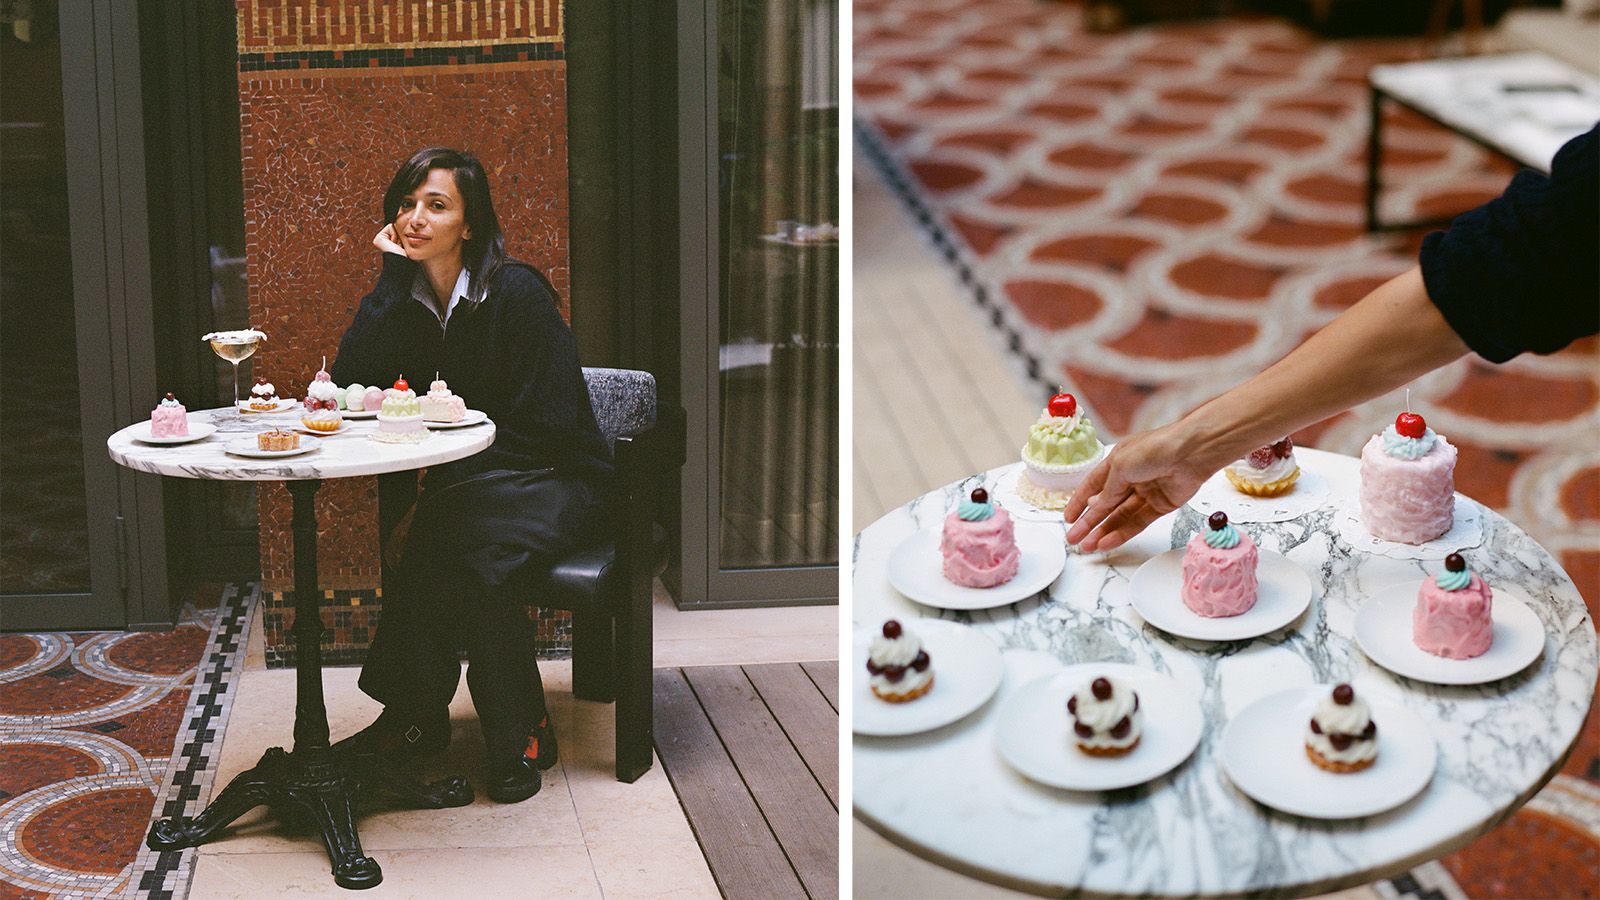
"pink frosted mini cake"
1359,411,1456,544
1181,511,1258,617
420,376,466,423
150,393,188,438
940,487,1021,588
1414,551,1493,659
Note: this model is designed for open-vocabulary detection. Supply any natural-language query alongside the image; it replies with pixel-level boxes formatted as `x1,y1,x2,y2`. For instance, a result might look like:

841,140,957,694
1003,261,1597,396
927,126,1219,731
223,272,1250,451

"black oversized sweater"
1420,123,1599,363
329,253,613,489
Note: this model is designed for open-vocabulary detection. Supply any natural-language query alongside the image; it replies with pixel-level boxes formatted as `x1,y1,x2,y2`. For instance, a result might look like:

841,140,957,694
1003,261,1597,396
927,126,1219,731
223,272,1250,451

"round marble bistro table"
107,405,494,890
853,447,1596,898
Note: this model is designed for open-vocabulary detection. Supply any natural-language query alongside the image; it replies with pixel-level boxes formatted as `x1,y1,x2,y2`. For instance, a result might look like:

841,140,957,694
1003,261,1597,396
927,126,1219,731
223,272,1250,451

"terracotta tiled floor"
853,2,1598,892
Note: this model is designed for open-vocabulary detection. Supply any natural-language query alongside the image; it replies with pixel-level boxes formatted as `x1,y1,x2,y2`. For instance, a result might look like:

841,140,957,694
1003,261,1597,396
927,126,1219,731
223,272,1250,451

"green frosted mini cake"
1018,391,1105,511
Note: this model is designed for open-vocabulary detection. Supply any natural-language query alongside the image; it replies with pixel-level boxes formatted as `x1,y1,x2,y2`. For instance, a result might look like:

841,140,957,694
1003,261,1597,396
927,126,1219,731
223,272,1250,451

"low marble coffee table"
107,405,495,890
852,447,1595,897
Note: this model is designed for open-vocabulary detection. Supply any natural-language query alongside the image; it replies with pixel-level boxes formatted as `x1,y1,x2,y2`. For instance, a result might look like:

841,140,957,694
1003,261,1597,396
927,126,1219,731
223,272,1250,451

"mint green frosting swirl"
1436,567,1472,591
1381,424,1437,460
1203,522,1240,549
958,498,995,521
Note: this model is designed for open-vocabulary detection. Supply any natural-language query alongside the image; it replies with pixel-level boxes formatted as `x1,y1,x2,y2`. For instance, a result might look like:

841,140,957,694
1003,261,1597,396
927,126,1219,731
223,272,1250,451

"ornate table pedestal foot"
145,745,473,890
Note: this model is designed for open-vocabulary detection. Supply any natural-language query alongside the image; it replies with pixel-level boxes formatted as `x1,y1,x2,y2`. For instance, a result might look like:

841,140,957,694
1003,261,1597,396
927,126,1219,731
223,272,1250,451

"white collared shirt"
410,267,478,329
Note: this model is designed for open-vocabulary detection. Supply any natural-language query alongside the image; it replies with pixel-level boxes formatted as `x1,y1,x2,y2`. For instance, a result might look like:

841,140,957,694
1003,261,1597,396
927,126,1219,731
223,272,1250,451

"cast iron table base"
144,479,470,890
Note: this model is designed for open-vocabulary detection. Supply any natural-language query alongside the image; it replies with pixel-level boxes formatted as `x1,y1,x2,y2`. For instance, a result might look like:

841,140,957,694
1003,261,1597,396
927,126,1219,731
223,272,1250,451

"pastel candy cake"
1017,391,1105,511
1067,675,1141,756
372,376,426,444
865,619,933,702
150,393,188,438
940,487,1021,588
1181,511,1258,617
1413,551,1493,659
1360,410,1456,544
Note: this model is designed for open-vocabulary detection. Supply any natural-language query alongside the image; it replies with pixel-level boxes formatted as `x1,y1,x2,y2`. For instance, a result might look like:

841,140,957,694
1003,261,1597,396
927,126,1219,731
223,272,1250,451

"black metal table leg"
146,478,472,890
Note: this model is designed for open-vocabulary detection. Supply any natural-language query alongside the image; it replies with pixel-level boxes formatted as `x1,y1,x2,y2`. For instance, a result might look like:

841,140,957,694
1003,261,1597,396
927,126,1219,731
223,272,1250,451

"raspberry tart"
1224,437,1300,497
301,360,342,433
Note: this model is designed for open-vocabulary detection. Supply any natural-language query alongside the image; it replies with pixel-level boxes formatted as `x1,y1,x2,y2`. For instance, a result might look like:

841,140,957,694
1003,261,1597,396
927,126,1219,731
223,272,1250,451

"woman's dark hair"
382,147,505,303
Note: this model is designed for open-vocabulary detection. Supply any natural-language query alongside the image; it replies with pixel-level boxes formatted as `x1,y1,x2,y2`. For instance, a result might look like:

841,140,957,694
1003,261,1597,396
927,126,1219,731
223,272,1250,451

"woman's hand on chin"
373,223,409,258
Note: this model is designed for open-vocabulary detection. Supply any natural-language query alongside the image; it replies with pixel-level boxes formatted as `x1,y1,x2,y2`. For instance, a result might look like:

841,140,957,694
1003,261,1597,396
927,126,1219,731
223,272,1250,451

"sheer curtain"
716,0,839,569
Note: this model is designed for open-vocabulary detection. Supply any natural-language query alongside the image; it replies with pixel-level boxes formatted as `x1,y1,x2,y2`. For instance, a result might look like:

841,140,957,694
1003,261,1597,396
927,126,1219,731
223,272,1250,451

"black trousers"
358,468,604,761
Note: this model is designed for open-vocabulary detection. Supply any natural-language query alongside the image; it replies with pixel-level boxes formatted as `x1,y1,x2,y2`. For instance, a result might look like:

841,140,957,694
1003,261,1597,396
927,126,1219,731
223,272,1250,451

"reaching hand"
373,223,408,257
1063,423,1219,553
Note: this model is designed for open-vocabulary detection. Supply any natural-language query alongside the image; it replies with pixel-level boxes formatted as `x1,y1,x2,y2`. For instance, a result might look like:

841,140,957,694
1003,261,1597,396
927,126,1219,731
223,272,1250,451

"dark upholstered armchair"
378,368,684,783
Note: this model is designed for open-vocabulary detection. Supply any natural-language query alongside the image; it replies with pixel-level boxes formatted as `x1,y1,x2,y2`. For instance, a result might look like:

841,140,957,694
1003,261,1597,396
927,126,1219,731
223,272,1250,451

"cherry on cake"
1224,437,1300,497
1068,675,1141,756
1181,511,1258,617
372,376,426,443
301,360,342,433
1305,683,1377,773
1414,551,1493,659
420,374,466,423
1359,410,1457,544
1017,391,1106,511
865,619,933,702
150,393,189,438
247,377,279,410
940,487,1021,588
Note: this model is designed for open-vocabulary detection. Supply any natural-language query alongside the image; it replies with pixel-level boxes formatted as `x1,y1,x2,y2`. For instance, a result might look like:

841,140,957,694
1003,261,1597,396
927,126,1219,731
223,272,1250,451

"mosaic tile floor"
854,1,1599,895
0,584,254,899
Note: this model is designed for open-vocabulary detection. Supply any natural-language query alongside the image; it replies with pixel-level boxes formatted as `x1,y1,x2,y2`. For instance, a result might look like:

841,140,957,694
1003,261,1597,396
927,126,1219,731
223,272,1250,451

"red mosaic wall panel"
236,0,572,661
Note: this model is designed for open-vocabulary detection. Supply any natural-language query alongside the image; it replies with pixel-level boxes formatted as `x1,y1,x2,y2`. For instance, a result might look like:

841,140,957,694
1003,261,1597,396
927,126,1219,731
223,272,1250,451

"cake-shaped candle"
150,393,188,438
1068,675,1141,756
865,619,933,702
1305,683,1377,773
301,358,342,433
1359,409,1456,544
1413,551,1493,659
362,386,385,413
1018,391,1106,510
372,376,426,443
940,487,1021,588
247,377,279,411
1224,437,1300,497
343,383,368,411
420,373,466,423
1181,511,1259,617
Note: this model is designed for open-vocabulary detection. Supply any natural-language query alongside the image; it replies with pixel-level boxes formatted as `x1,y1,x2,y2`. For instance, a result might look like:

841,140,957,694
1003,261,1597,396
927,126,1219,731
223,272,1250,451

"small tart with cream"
1224,436,1300,497
866,620,933,702
1306,683,1377,773
1067,675,1141,756
248,377,279,410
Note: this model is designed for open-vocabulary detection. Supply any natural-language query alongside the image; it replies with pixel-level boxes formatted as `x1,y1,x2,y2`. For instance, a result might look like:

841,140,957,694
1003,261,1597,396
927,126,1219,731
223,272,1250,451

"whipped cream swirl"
1069,677,1141,750
1436,566,1472,591
867,628,931,696
1307,690,1377,764
1381,424,1438,459
1203,522,1241,549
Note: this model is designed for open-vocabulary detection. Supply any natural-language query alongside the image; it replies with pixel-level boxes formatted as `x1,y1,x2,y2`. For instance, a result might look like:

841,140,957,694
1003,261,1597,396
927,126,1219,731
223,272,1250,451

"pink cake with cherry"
1414,551,1493,659
1181,511,1258,617
940,487,1020,588
150,393,188,438
1360,411,1456,544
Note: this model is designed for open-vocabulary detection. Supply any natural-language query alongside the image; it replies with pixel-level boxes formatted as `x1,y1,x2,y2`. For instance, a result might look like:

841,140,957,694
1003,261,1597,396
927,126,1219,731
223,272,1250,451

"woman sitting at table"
328,147,612,803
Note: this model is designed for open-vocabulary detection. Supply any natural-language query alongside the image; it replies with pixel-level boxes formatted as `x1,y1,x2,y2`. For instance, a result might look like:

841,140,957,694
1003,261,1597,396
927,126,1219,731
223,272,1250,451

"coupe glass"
202,329,266,416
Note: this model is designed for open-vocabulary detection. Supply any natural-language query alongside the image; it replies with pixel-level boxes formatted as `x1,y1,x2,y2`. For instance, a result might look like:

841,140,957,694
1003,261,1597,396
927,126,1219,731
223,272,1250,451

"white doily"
988,463,1070,524
1187,466,1334,524
1333,494,1485,560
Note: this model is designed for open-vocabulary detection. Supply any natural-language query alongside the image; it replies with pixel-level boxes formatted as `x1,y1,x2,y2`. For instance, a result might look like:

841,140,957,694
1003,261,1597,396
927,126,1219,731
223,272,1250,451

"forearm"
1174,266,1469,468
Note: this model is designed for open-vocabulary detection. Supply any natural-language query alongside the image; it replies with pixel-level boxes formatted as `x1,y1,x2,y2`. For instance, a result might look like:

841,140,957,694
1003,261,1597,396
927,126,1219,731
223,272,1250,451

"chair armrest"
612,402,684,582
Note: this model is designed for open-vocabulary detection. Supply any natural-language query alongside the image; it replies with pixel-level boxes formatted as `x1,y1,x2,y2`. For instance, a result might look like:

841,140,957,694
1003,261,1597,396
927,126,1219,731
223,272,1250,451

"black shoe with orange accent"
530,716,558,771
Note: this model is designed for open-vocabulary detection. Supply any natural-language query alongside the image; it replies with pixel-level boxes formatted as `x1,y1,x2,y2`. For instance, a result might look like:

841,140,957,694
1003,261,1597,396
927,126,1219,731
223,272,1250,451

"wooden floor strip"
801,660,839,711
652,668,807,900
743,663,839,808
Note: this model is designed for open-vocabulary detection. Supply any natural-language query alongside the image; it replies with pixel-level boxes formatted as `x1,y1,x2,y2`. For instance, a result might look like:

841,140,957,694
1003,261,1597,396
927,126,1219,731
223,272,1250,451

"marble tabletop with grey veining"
106,405,494,481
852,448,1595,898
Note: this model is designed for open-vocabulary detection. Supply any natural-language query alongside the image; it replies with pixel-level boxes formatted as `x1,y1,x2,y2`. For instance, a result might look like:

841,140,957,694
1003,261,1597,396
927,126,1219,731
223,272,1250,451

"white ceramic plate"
887,522,1065,611
1129,548,1313,641
424,409,489,429
1354,581,1545,685
293,420,348,436
852,619,1004,736
236,398,298,414
1220,687,1436,819
133,422,217,445
341,408,379,419
995,663,1203,791
223,437,318,459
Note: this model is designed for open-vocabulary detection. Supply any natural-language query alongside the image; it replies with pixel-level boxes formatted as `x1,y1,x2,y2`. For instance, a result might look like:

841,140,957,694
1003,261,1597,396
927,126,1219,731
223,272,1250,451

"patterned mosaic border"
237,40,564,72
237,0,563,53
126,584,257,900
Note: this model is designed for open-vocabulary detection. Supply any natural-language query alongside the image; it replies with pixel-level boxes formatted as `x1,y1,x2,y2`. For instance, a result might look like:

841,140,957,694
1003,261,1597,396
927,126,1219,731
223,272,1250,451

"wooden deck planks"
742,663,839,808
655,664,840,900
653,668,807,900
801,660,839,711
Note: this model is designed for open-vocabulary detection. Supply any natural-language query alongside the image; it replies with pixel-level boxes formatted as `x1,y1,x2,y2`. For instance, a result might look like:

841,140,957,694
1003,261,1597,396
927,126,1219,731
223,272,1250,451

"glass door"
679,0,839,606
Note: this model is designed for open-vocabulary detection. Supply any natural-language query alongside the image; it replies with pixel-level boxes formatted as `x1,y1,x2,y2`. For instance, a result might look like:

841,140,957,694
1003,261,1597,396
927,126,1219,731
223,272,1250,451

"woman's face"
395,168,470,264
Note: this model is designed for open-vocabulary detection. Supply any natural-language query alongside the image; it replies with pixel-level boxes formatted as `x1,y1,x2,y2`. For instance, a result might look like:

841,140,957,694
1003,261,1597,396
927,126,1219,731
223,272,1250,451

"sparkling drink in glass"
202,329,267,415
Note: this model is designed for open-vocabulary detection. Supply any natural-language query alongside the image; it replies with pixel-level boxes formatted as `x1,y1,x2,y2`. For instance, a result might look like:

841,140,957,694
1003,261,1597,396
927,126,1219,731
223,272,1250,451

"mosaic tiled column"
236,0,573,666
